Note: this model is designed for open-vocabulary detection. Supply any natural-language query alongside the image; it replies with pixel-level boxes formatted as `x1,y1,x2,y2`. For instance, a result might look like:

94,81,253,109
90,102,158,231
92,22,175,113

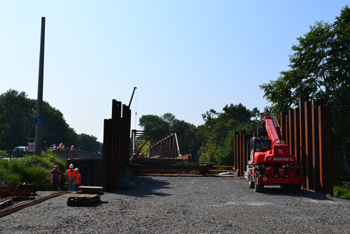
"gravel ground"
1,176,350,233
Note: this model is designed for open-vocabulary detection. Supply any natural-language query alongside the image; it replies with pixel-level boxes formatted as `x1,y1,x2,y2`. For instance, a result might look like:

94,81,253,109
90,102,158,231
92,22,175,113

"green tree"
76,133,102,152
139,115,170,131
198,103,258,165
0,90,32,150
260,6,350,177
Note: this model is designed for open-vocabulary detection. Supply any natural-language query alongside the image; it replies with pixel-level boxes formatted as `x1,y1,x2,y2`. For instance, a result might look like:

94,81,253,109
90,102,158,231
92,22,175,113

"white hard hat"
69,164,74,168
75,168,79,172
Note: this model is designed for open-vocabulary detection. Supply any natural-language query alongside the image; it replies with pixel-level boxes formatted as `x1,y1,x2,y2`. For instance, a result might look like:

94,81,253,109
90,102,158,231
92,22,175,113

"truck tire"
248,173,254,189
254,171,264,193
290,184,301,193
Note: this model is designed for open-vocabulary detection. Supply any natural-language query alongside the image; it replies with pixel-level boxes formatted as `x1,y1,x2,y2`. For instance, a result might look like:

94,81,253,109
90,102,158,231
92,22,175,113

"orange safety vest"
51,170,62,183
76,173,81,185
66,169,77,181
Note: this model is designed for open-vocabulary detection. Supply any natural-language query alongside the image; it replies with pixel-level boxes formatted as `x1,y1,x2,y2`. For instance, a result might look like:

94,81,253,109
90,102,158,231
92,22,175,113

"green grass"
333,186,350,199
0,152,66,190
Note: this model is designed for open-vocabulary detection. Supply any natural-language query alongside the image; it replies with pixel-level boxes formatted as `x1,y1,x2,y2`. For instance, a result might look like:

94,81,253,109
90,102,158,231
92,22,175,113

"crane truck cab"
248,137,271,164
247,112,303,193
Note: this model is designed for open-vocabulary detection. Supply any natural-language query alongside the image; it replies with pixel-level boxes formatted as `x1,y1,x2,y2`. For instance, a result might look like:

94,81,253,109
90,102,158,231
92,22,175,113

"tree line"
0,89,102,153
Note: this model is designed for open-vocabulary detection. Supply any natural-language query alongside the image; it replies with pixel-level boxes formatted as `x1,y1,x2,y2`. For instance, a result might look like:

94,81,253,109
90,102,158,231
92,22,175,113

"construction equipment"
247,112,304,192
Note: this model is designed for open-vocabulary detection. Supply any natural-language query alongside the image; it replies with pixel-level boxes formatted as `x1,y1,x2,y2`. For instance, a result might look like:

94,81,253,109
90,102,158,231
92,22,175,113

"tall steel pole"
35,17,45,155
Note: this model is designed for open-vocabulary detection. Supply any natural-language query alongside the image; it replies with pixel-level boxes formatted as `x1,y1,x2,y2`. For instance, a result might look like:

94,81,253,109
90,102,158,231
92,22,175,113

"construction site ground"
1,176,350,233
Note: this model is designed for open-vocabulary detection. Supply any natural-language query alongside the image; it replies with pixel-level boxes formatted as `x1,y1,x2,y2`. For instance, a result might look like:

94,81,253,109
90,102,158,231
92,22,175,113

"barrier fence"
234,98,333,195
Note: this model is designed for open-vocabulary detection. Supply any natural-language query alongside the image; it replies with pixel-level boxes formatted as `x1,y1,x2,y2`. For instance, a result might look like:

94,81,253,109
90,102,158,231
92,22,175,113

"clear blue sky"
0,1,348,142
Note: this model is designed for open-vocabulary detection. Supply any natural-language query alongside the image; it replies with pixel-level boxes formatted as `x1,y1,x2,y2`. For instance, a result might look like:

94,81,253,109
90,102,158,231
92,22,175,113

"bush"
0,162,21,184
0,152,66,190
0,150,8,158
333,186,350,199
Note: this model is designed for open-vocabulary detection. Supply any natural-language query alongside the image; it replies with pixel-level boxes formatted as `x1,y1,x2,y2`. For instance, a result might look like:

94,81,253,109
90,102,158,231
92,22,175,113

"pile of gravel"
1,176,350,233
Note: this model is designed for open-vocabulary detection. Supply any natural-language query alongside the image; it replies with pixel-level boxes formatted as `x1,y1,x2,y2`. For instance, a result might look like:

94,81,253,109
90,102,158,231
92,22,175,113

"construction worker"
70,145,75,151
50,165,62,191
75,168,82,190
65,164,77,191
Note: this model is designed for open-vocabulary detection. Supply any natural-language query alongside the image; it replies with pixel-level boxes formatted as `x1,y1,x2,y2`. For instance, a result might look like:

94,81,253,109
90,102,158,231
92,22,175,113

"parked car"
12,146,29,157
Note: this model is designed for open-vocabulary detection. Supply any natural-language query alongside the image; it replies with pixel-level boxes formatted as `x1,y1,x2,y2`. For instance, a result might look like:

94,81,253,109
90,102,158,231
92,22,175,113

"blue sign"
35,117,43,125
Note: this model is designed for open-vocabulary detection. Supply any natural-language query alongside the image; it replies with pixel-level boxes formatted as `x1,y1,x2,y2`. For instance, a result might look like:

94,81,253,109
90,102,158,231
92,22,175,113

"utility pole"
35,17,45,156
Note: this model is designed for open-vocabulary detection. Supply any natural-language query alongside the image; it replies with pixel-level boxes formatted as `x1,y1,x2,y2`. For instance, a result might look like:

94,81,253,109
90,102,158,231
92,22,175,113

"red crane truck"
247,112,304,192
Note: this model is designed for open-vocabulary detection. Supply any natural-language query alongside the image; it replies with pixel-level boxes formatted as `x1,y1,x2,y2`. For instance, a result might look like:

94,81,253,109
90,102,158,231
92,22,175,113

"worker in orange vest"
75,168,82,190
50,165,62,191
70,145,75,151
65,164,77,191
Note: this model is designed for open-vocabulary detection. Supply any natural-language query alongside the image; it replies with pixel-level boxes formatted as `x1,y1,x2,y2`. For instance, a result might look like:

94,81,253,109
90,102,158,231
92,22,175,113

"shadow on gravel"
261,187,330,200
111,176,173,198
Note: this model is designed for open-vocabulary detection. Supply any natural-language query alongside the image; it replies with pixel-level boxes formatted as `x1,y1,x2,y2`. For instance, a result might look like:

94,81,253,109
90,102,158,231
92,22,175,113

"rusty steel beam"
304,100,314,190
326,105,333,195
236,132,241,176
234,132,237,175
293,108,300,167
280,111,288,142
318,105,326,194
299,98,307,186
112,100,121,182
285,114,290,148
102,119,112,192
122,104,131,168
240,131,243,176
312,99,321,192
288,110,295,156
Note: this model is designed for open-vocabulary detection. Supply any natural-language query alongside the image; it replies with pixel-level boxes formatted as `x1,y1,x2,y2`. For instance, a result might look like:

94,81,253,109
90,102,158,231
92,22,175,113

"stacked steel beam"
234,98,333,195
102,100,131,192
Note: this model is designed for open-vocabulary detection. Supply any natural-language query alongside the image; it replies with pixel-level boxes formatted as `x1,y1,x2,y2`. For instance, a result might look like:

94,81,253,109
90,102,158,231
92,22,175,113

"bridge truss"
131,130,181,159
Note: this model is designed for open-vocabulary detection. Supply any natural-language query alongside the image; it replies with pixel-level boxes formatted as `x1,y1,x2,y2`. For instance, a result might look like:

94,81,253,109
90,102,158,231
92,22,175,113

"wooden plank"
0,197,13,206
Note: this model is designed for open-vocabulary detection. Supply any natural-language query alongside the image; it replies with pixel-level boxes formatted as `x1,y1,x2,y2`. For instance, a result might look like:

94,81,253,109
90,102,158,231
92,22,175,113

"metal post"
35,17,45,156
